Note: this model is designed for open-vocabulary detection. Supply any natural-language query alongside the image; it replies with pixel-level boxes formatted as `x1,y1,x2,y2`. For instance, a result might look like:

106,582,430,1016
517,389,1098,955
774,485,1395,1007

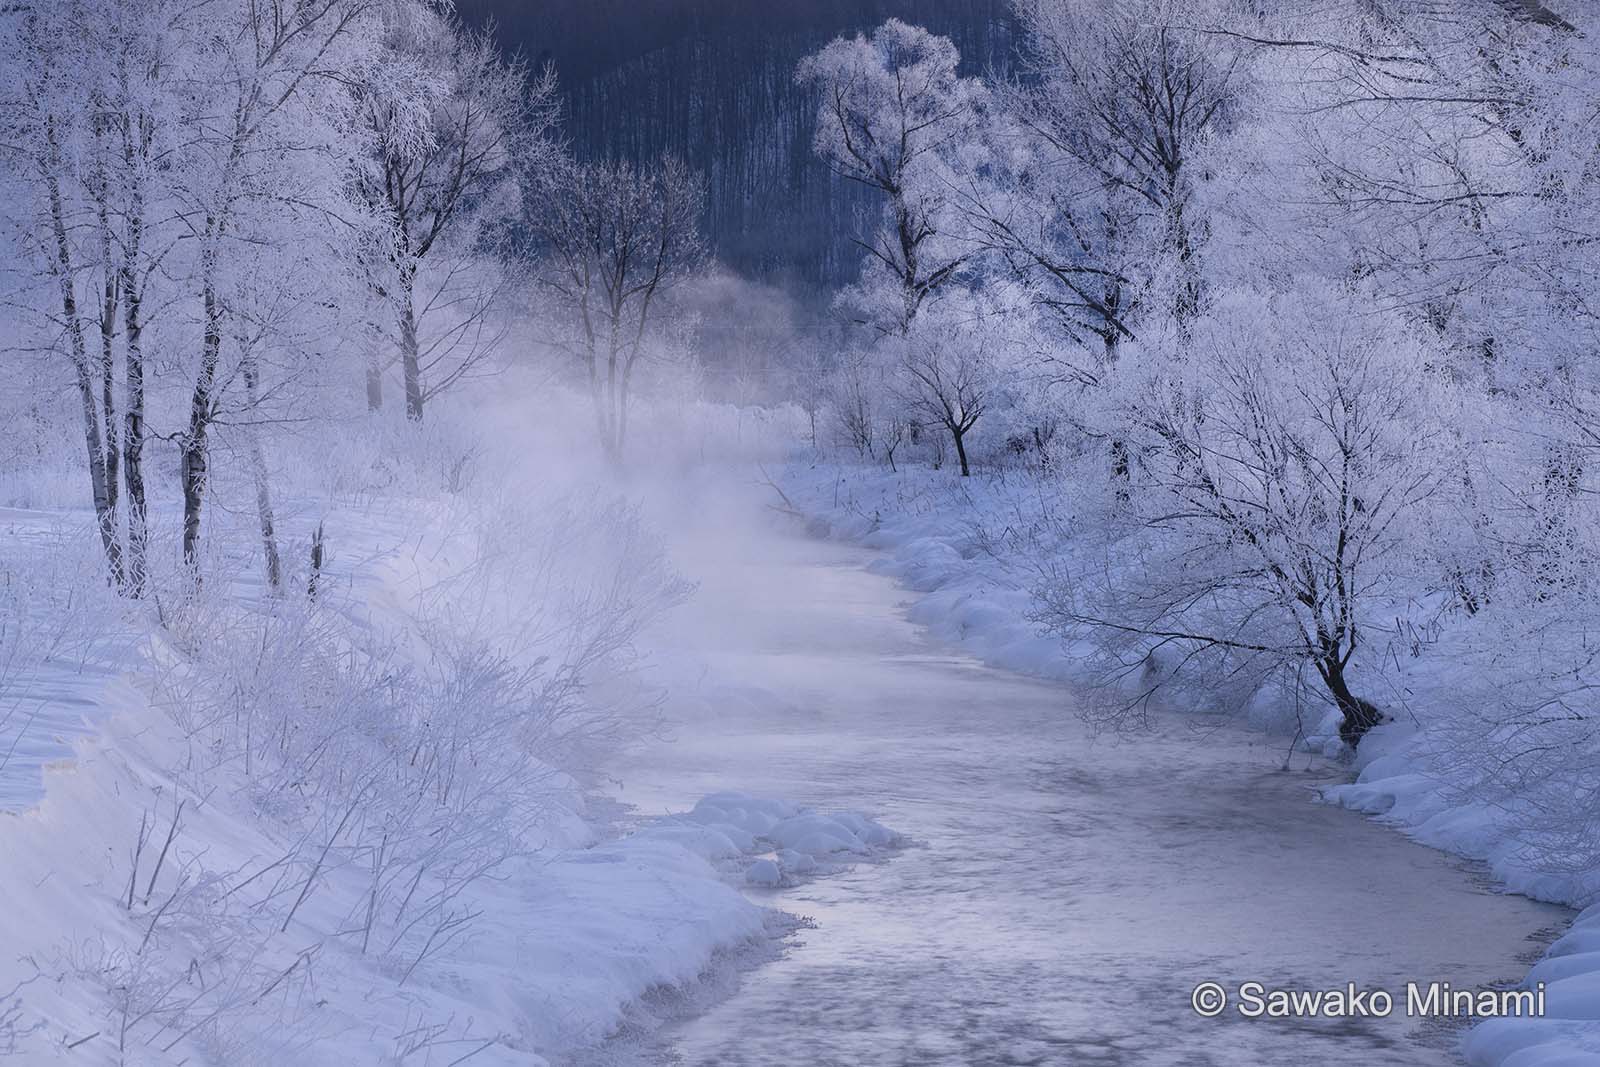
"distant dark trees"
458,0,1016,293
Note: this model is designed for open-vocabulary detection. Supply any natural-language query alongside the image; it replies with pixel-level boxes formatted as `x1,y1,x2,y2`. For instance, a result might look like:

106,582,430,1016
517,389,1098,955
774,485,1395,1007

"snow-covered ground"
5,441,1592,1065
0,477,899,1065
0,508,130,815
769,459,1600,1067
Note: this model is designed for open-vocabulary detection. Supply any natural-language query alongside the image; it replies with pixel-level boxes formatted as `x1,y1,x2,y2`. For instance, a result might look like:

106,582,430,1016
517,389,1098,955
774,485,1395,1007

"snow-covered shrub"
0,383,83,511
824,350,888,462
137,448,688,988
272,404,487,504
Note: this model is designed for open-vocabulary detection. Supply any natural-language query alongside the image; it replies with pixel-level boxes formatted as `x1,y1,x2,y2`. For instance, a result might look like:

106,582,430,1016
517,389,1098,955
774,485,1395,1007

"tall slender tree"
169,0,375,578
354,8,558,421
0,0,132,586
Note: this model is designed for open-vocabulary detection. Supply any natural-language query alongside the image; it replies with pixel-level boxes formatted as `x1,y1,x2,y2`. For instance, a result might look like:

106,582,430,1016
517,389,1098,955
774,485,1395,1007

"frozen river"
611,480,1566,1066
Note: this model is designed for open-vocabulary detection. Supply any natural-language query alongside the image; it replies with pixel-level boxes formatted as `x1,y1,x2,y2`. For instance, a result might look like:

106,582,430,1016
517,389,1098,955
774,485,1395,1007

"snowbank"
1461,903,1600,1066
0,495,902,1064
1327,729,1600,1067
656,792,903,889
0,677,771,1064
0,508,129,815
0,646,900,1066
784,466,1083,686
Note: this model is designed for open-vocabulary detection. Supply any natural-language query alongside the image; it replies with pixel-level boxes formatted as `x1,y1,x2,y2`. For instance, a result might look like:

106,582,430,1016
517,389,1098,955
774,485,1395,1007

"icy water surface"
612,482,1566,1066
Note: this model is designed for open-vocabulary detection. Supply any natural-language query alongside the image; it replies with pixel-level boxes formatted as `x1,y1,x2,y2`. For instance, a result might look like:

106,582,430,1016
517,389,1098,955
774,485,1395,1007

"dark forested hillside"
458,1,1017,293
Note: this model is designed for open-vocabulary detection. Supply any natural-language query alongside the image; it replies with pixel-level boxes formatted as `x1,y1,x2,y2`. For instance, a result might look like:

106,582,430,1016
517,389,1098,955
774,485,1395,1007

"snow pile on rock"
637,792,903,889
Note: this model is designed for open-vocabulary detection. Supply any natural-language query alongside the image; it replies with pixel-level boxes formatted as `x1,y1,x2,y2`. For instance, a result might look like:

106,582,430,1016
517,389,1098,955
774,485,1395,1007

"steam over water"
611,478,1568,1066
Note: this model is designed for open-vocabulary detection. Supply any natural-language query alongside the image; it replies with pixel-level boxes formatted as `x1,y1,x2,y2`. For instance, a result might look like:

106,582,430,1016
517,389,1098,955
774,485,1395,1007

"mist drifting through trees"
3,2,1600,1065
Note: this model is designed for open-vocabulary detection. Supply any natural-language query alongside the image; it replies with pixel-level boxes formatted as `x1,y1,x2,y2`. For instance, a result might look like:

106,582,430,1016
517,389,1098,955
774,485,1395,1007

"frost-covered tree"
353,7,558,420
1231,2,1598,612
85,4,181,597
1040,289,1454,747
163,0,379,577
530,155,708,460
891,295,1011,476
0,0,144,586
797,20,988,335
974,0,1239,355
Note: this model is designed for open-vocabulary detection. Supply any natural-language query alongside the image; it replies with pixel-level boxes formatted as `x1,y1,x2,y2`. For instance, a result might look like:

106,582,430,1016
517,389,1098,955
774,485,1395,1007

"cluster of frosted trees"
0,0,707,595
0,5,709,1054
801,0,1600,786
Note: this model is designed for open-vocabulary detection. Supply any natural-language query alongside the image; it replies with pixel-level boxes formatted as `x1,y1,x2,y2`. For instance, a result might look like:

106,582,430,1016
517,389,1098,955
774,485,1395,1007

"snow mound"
1466,903,1600,1064
744,858,783,887
660,791,903,889
1322,726,1600,1066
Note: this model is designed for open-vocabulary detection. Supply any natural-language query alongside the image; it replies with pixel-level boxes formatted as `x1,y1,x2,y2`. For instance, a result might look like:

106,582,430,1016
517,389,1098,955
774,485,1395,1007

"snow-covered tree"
890,295,1014,477
978,0,1240,353
530,155,708,461
1040,288,1456,747
161,0,381,578
0,0,147,586
353,7,558,420
797,19,989,335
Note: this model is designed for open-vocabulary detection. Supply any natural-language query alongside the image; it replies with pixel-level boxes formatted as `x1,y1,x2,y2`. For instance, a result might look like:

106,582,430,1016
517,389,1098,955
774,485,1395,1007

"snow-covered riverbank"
595,467,1569,1066
4,455,1590,1065
768,459,1600,1067
0,487,897,1065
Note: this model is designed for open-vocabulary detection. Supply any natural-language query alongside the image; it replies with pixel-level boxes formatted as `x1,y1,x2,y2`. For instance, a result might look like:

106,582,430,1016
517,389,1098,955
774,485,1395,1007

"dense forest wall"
459,1,1017,293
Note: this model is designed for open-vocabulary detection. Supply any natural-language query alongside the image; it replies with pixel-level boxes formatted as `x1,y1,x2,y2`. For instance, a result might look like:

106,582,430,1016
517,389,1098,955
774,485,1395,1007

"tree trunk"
46,163,123,587
72,360,124,586
1322,656,1381,749
1110,439,1131,506
122,251,149,597
308,522,325,600
366,356,384,412
588,377,611,457
597,327,622,462
97,220,120,526
241,354,283,594
119,117,150,596
398,269,424,422
619,351,641,460
1536,442,1582,594
182,246,222,578
951,425,970,477
1169,195,1202,336
246,447,282,592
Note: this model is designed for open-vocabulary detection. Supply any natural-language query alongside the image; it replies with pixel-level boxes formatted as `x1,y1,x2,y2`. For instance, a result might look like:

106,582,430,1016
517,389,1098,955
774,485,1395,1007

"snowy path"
610,479,1569,1066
